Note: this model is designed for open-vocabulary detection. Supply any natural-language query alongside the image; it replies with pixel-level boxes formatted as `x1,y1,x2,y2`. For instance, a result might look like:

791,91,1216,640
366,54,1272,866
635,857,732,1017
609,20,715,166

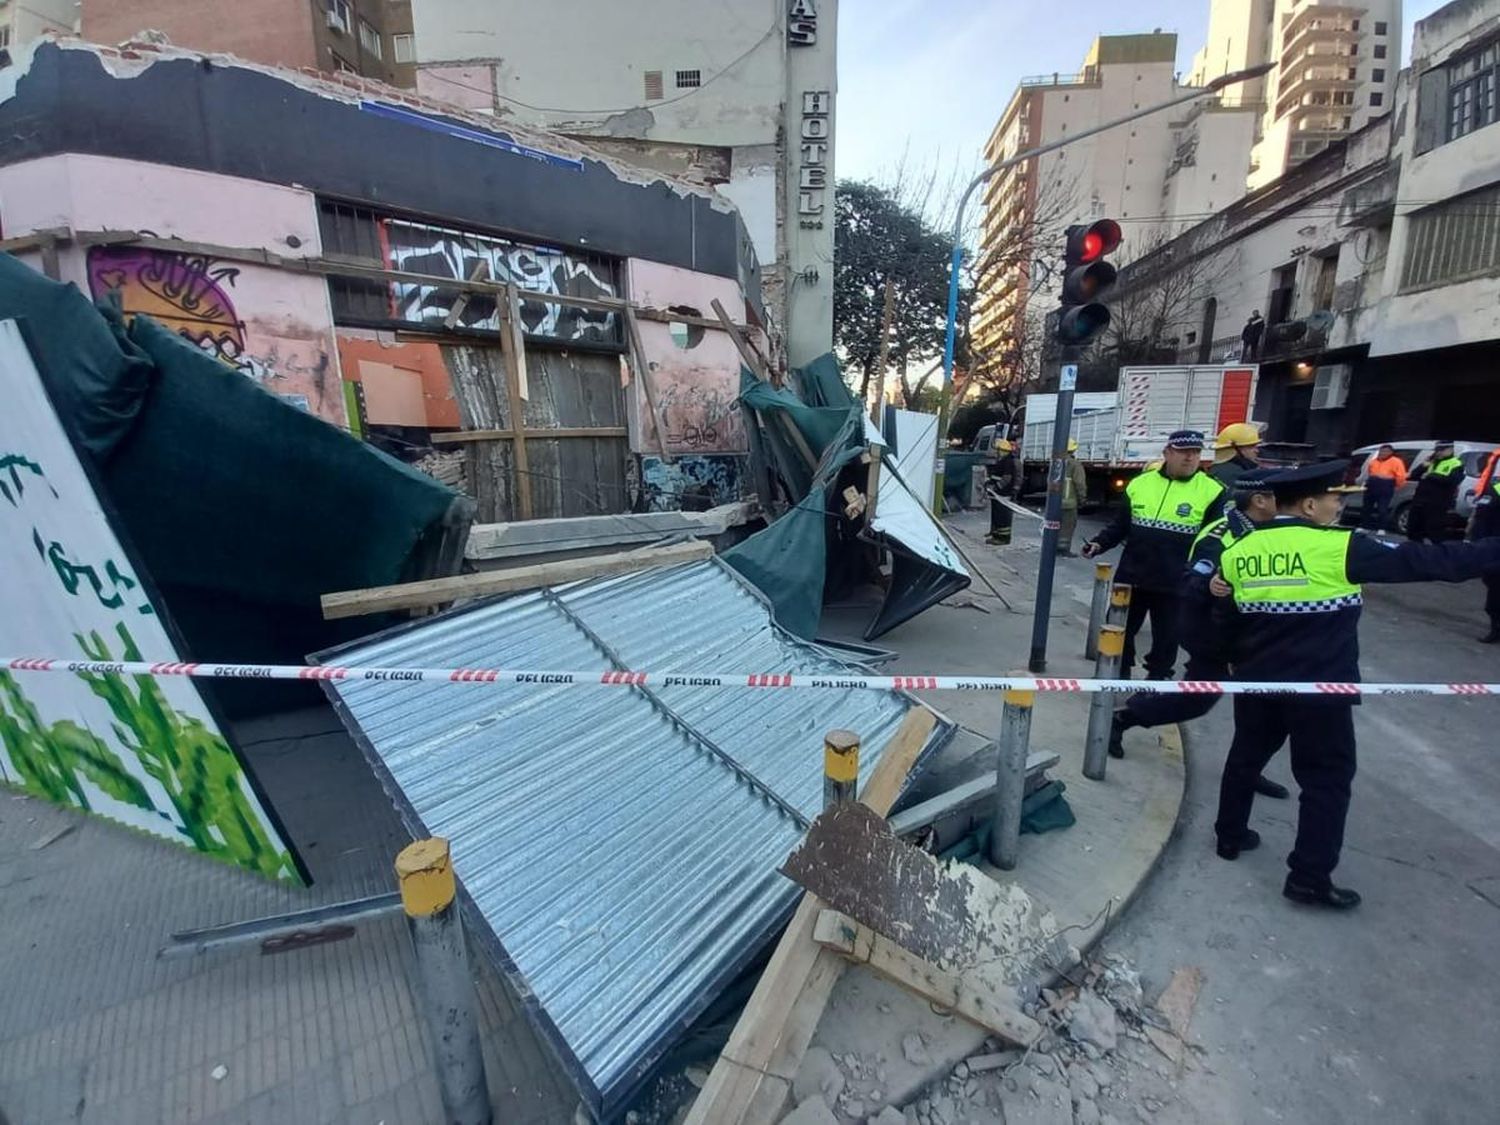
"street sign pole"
1028,358,1078,673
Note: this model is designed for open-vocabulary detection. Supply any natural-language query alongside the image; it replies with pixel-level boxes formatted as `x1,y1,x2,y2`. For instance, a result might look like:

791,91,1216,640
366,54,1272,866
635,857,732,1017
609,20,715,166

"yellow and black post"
1105,582,1132,631
989,689,1035,869
1085,563,1114,661
823,730,860,810
396,838,492,1125
1083,625,1126,781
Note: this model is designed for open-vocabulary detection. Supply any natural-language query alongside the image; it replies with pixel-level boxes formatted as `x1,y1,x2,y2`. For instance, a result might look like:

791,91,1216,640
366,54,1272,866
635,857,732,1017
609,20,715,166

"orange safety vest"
1367,455,1408,486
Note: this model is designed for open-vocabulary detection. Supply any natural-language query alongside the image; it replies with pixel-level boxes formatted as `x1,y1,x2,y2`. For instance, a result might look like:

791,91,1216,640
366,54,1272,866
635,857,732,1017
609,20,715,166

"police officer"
1473,450,1500,643
1107,472,1289,799
1213,461,1500,909
1081,430,1228,679
1406,441,1464,543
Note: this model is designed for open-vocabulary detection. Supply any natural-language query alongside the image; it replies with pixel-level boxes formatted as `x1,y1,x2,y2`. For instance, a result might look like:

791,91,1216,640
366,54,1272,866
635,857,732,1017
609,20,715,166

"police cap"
1166,429,1206,449
1263,460,1350,501
1233,469,1276,495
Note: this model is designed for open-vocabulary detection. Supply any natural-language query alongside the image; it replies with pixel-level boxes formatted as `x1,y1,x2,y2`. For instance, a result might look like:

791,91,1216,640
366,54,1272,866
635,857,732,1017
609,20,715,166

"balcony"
1281,3,1363,47
1019,66,1100,89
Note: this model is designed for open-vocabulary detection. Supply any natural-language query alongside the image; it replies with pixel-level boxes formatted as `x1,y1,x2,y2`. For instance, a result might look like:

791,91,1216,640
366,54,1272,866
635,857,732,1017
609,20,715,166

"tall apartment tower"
1190,0,1402,189
972,33,1255,383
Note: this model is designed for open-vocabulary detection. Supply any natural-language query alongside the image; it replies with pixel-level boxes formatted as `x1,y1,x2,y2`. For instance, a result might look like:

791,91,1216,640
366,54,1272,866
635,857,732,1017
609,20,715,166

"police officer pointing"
1082,430,1227,679
1213,461,1500,909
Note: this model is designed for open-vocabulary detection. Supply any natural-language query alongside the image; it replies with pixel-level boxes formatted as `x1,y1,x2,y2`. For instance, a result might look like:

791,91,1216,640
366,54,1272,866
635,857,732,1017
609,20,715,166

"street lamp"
931,62,1274,509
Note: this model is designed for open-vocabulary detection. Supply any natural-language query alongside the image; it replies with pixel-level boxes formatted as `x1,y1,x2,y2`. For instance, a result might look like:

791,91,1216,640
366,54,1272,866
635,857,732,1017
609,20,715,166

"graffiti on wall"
637,454,744,512
0,321,301,882
649,376,747,454
382,218,621,342
86,246,338,421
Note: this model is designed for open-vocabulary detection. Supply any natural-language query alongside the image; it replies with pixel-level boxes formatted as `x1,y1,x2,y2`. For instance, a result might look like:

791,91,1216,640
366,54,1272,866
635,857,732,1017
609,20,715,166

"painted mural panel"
0,320,302,883
86,246,345,426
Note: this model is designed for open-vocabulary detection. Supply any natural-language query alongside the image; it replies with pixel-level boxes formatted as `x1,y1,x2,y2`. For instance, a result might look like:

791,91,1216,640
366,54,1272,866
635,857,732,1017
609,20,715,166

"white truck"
1016,364,1260,501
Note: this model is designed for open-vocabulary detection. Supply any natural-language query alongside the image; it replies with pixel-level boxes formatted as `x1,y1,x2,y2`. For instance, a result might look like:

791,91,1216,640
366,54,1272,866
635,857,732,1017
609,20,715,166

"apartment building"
1189,0,1402,189
971,33,1254,385
0,0,75,56
408,0,837,368
78,0,415,86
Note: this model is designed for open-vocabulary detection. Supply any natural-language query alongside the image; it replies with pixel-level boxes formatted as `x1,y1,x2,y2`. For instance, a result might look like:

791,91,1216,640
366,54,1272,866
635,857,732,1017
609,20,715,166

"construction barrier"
5,657,1498,697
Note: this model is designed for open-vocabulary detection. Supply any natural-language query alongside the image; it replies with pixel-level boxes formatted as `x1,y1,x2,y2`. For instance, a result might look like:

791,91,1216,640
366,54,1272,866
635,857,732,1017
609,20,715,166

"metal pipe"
397,838,492,1125
159,893,402,960
824,729,860,809
989,689,1035,870
1085,563,1113,660
1106,582,1133,631
1083,626,1126,781
1028,361,1078,672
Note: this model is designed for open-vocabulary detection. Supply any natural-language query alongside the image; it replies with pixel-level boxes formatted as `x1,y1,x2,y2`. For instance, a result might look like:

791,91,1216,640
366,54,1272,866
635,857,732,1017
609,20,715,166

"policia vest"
1114,470,1227,591
1219,521,1364,686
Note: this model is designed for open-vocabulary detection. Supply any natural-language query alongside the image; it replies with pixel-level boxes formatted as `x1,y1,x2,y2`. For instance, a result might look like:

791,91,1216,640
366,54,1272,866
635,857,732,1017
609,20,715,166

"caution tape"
4,657,1498,698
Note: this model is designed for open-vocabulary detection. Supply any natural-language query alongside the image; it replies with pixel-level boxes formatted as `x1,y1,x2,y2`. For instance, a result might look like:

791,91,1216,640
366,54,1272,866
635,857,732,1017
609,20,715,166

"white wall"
1163,106,1259,233
4,0,76,41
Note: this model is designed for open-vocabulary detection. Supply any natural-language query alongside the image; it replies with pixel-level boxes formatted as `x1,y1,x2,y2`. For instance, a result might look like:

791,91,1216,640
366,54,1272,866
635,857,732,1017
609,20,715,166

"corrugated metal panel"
322,560,949,1115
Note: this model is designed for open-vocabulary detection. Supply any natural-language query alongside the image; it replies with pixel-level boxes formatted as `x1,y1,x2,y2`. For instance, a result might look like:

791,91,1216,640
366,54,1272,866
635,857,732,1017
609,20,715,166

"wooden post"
497,286,533,520
870,277,896,425
709,300,818,474
624,304,673,463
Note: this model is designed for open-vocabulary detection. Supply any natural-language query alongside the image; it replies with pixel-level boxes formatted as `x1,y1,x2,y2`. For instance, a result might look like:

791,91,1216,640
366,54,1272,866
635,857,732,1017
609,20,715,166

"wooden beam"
870,277,896,424
431,427,628,445
683,706,938,1125
624,304,674,464
504,283,531,400
635,306,749,334
811,910,1041,1048
320,540,713,620
864,446,882,526
710,299,818,475
496,284,534,520
443,260,489,329
0,227,72,256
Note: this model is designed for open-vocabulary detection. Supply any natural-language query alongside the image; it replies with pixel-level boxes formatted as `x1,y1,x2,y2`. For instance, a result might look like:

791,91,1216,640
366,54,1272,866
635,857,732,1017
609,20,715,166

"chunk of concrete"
782,1096,838,1125
792,1045,846,1108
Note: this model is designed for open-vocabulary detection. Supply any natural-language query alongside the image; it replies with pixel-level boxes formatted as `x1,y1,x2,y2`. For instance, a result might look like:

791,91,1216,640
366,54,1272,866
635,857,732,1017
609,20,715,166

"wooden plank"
505,283,530,400
443,260,490,329
635,306,749,334
812,910,1041,1048
710,299,818,474
864,445,882,526
496,286,534,520
623,305,673,464
683,707,937,1125
319,540,712,620
0,227,71,256
431,427,628,445
870,277,896,424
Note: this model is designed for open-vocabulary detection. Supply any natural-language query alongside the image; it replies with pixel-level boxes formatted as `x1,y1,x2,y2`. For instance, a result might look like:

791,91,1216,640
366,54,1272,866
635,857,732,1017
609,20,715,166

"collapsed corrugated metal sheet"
319,559,951,1116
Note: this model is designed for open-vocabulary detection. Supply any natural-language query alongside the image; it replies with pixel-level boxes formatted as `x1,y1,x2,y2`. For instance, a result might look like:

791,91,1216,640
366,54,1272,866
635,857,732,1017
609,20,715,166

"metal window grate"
675,69,701,89
1399,182,1500,291
644,70,663,100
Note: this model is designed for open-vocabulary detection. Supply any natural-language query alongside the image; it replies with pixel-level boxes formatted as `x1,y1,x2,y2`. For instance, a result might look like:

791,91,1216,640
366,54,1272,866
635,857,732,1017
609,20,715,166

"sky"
836,0,1449,193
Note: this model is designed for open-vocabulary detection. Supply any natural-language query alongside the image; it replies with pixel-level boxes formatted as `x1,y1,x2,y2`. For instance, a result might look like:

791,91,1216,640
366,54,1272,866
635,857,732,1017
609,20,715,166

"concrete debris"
1098,960,1144,1015
843,1099,865,1118
210,1064,228,1081
901,1032,933,1067
1075,1097,1103,1125
869,1109,906,1125
966,1050,1021,1073
792,1046,845,1109
1070,1066,1100,1102
1065,990,1119,1053
782,1096,838,1125
1153,967,1205,1042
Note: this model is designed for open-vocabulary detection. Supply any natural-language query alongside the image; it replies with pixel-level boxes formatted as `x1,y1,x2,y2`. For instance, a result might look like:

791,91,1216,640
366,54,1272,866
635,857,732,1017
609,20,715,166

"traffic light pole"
932,62,1272,512
1027,354,1078,673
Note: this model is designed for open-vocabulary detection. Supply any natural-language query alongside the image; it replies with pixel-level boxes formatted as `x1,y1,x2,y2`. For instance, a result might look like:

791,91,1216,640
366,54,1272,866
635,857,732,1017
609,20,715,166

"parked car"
1340,440,1499,536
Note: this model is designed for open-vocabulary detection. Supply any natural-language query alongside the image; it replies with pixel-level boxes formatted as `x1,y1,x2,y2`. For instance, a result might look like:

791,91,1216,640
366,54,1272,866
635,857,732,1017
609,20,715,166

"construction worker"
985,439,1018,546
1210,422,1262,488
1058,439,1089,557
1406,441,1465,543
1361,443,1408,531
1108,473,1290,798
1081,431,1228,679
1473,448,1500,643
1213,461,1500,909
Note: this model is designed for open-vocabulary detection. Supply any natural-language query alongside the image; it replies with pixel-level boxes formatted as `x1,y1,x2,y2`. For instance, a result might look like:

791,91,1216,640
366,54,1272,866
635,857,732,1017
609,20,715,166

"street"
1063,513,1500,1124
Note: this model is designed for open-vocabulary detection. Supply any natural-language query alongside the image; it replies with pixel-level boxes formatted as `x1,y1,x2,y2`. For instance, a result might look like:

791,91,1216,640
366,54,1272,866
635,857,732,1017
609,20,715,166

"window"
0,26,10,51
1370,91,1383,106
675,69,701,89
1375,21,1388,36
1373,68,1385,82
1446,42,1499,141
643,70,664,100
358,19,382,59
1350,43,1359,56
1400,182,1500,290
1348,67,1358,80
331,51,355,73
1352,18,1360,31
1374,44,1387,59
393,33,414,63
325,0,350,34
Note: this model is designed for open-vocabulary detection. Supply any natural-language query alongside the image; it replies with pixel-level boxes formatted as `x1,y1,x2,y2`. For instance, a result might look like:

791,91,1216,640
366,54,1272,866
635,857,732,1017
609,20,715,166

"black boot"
1108,714,1127,759
1254,776,1290,799
1215,828,1261,861
1283,878,1362,910
1480,623,1500,644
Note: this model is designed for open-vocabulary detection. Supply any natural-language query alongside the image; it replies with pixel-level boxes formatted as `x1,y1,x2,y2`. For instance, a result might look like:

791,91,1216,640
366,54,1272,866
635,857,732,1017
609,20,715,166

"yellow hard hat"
1216,422,1261,449
1067,439,1079,452
996,439,1014,452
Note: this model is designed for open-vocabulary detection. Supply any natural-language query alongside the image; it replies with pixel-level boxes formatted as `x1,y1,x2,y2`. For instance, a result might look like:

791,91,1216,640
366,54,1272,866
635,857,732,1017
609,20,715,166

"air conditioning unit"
1310,363,1351,410
327,11,347,32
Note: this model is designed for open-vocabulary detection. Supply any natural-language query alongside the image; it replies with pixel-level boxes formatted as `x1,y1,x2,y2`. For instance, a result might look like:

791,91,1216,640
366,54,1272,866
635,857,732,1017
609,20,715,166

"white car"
1342,440,1499,535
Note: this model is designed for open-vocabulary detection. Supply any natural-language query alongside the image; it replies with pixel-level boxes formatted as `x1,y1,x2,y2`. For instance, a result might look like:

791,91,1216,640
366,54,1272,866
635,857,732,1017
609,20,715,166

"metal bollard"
1105,582,1132,631
988,689,1035,870
1084,563,1113,660
396,838,492,1125
823,729,860,810
1083,625,1126,781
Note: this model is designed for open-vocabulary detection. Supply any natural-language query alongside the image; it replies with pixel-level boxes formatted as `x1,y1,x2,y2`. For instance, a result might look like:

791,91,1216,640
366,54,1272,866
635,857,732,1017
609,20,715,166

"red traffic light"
1066,219,1123,265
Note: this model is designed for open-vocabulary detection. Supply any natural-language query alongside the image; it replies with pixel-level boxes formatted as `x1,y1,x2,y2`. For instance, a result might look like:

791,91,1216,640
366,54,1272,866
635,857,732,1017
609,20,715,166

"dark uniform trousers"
1122,588,1182,680
1487,573,1500,627
1215,697,1357,888
1405,503,1449,543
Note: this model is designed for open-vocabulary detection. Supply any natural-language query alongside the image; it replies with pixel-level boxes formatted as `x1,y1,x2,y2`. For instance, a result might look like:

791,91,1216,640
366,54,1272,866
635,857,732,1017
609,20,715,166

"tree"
833,180,964,408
